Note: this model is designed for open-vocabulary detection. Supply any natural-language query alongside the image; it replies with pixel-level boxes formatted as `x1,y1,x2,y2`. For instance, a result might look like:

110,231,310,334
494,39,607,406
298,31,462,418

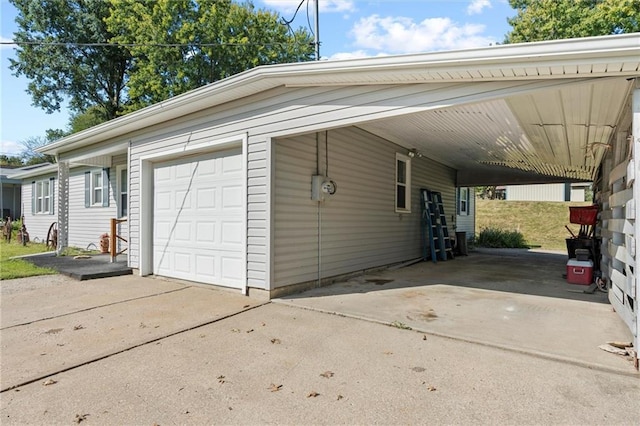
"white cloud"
327,50,379,61
467,0,492,15
261,0,355,14
1,140,23,156
0,35,16,50
349,14,495,54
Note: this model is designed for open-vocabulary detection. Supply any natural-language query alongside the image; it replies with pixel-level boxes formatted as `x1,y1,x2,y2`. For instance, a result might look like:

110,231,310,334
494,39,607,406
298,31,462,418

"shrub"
475,227,528,248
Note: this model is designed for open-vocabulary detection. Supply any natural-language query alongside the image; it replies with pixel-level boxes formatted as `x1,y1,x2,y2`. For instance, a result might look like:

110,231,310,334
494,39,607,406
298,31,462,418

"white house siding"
455,191,475,237
21,172,57,243
22,159,126,250
66,167,118,249
127,84,453,287
505,183,566,201
246,137,269,288
273,126,455,288
570,187,586,202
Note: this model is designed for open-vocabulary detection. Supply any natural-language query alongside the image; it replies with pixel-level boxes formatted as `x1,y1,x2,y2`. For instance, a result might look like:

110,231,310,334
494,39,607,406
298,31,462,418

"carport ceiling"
358,77,632,186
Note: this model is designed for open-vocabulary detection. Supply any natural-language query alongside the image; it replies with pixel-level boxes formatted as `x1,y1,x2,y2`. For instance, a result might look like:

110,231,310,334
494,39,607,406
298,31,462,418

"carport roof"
41,33,640,185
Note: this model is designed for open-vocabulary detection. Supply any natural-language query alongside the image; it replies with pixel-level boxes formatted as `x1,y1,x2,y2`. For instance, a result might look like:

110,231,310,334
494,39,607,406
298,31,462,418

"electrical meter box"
311,175,337,202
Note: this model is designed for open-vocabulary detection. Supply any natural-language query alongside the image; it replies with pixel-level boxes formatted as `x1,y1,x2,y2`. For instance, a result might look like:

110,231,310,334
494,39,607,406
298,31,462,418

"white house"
502,182,590,202
23,34,640,360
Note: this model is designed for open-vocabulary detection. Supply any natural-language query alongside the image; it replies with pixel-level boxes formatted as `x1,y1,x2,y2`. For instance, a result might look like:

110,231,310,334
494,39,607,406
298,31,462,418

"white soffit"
359,77,633,182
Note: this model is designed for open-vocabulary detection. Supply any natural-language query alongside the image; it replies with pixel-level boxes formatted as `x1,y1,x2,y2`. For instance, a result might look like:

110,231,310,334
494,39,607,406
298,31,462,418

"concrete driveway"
1,251,639,425
276,248,637,375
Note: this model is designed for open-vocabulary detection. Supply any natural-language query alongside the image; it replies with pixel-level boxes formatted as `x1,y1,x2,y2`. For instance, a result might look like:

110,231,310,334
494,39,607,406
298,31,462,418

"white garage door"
153,148,244,288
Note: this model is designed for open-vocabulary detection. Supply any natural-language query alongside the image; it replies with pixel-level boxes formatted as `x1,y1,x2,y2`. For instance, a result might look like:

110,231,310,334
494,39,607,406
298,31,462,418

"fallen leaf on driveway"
231,328,241,333
74,413,89,423
427,385,437,392
383,351,393,355
607,341,633,349
73,325,84,331
320,371,334,378
411,367,426,373
337,395,344,400
599,344,628,356
243,304,250,308
271,338,281,344
268,383,283,392
43,379,57,386
246,329,254,333
307,391,320,398
218,375,226,384
422,335,427,341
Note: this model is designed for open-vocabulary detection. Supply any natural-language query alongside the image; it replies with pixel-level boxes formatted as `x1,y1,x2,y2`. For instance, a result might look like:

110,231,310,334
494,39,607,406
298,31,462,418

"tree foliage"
105,0,314,113
9,0,314,122
505,0,640,43
9,0,131,120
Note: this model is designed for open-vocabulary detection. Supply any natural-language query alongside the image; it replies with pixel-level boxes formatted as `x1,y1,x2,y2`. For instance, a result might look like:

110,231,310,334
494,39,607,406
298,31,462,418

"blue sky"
1,0,515,156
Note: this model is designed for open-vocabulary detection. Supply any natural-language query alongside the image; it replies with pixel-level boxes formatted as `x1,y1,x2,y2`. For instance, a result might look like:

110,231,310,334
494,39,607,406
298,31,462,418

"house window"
92,171,103,205
85,168,110,208
117,166,128,217
458,187,470,215
395,153,411,213
32,178,54,214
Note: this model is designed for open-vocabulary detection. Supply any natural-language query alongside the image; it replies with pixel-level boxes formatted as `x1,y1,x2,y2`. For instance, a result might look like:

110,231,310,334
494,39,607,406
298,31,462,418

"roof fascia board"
40,33,639,155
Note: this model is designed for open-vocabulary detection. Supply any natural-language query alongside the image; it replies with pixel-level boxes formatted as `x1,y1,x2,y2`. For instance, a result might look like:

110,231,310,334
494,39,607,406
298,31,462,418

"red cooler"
566,259,593,285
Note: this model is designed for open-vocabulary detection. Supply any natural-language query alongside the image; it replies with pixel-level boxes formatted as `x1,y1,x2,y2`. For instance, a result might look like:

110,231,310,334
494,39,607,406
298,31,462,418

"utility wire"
1,40,308,48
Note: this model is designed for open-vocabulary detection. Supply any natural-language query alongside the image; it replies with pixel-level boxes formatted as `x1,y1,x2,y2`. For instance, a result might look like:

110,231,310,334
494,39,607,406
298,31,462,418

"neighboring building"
502,182,590,202
23,35,639,357
0,163,54,221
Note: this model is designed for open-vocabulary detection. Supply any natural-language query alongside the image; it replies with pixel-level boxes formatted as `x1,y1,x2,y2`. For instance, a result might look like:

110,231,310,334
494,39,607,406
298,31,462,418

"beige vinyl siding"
21,174,57,243
274,126,456,288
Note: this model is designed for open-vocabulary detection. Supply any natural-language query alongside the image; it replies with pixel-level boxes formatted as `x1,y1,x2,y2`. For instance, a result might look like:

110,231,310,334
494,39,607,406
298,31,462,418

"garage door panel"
221,256,243,280
222,221,243,245
196,188,216,208
223,155,242,172
153,148,244,288
196,222,216,243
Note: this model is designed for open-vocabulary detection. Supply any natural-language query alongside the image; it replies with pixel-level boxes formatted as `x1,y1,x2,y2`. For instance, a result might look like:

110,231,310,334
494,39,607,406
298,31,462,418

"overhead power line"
1,40,308,48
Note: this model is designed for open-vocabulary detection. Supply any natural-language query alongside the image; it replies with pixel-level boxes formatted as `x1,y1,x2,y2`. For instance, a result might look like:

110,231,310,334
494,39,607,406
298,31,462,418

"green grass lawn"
475,199,592,251
0,239,57,280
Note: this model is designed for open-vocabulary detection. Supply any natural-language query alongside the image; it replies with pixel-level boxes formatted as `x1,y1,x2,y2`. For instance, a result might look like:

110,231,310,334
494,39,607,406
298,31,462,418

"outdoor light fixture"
407,148,423,158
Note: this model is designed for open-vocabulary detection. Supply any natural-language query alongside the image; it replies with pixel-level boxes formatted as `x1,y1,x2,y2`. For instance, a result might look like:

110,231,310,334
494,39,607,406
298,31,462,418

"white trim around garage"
138,134,248,294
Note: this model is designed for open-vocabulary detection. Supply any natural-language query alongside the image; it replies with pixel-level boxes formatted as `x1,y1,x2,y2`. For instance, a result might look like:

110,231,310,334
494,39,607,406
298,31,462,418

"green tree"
69,106,110,133
505,0,640,43
9,0,132,120
0,155,24,167
106,0,314,112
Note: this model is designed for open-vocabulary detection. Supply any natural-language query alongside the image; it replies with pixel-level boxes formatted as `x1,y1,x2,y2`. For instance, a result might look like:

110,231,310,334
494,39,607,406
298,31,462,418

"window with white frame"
84,168,109,208
395,153,411,213
458,187,470,215
117,166,128,217
32,178,54,214
92,171,103,205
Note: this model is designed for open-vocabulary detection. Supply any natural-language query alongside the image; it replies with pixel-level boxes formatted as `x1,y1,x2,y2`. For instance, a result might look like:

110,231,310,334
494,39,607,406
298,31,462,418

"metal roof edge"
40,33,640,155
9,164,59,180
